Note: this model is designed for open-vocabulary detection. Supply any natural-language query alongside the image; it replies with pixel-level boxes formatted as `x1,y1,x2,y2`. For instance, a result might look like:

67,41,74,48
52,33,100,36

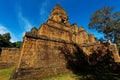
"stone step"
0,62,14,69
11,67,70,80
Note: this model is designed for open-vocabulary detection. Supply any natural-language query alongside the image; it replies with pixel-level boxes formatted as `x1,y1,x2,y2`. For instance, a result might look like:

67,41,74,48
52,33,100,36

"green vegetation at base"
43,74,77,80
0,67,14,80
0,67,120,80
43,72,120,80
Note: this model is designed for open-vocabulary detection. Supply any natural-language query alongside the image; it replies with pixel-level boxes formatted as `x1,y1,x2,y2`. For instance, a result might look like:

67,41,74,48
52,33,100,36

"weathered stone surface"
88,34,96,43
0,48,20,68
49,4,70,26
11,37,73,80
109,44,120,62
7,4,120,80
38,20,95,44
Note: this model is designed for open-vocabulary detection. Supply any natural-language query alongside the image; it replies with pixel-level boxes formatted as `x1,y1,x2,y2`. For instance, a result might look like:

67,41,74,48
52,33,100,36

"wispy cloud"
17,7,33,36
0,25,9,34
40,0,49,22
18,11,33,32
0,24,18,42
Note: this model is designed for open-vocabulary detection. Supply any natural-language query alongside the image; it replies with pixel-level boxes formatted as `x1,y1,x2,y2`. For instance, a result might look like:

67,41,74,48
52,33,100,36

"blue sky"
0,0,120,42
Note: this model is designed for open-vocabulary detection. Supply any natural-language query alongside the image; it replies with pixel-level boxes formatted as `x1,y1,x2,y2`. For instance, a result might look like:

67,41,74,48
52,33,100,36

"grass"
0,67,120,80
43,73,77,80
0,67,14,80
43,72,120,80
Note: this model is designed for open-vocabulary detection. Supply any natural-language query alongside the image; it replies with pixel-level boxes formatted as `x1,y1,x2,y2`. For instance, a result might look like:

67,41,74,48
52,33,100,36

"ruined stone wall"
46,19,72,31
13,35,75,80
38,23,70,42
38,20,96,45
0,48,20,65
88,34,96,43
79,43,100,56
11,33,120,80
109,44,120,62
76,31,90,44
11,4,120,80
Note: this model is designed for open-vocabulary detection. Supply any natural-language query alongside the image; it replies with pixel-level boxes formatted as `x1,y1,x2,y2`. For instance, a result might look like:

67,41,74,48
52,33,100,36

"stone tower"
10,4,120,80
49,4,70,25
38,4,96,44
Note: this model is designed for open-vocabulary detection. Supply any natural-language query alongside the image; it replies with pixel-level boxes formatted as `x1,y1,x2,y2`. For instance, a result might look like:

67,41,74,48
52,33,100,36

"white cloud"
0,25,9,34
0,24,18,42
17,8,33,37
18,11,33,32
40,0,49,22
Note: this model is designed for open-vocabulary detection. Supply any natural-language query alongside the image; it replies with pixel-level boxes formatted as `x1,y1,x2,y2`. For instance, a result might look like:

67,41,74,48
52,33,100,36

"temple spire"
49,4,69,25
53,4,62,9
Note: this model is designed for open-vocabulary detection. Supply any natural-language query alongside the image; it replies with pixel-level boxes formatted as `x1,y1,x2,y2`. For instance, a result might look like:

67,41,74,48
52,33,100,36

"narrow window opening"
61,19,65,23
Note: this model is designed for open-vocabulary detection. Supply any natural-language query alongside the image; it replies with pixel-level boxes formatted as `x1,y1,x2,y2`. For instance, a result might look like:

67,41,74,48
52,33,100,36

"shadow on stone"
59,43,120,80
59,43,89,74
0,48,1,55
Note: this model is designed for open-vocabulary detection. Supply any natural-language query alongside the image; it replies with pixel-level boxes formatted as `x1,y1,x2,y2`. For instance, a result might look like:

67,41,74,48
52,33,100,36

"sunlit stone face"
49,4,69,25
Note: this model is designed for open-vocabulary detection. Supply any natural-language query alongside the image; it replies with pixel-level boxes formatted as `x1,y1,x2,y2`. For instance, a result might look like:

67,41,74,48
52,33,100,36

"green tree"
0,33,22,52
0,33,22,48
89,6,120,43
113,12,120,44
15,41,22,48
0,33,11,47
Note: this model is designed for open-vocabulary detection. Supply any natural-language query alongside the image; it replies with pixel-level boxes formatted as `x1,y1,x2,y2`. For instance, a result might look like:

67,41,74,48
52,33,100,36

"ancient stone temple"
8,4,120,80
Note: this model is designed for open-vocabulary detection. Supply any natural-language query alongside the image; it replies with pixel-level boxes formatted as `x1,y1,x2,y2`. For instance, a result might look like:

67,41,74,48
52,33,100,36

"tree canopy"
0,33,11,47
89,6,120,44
0,33,22,48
